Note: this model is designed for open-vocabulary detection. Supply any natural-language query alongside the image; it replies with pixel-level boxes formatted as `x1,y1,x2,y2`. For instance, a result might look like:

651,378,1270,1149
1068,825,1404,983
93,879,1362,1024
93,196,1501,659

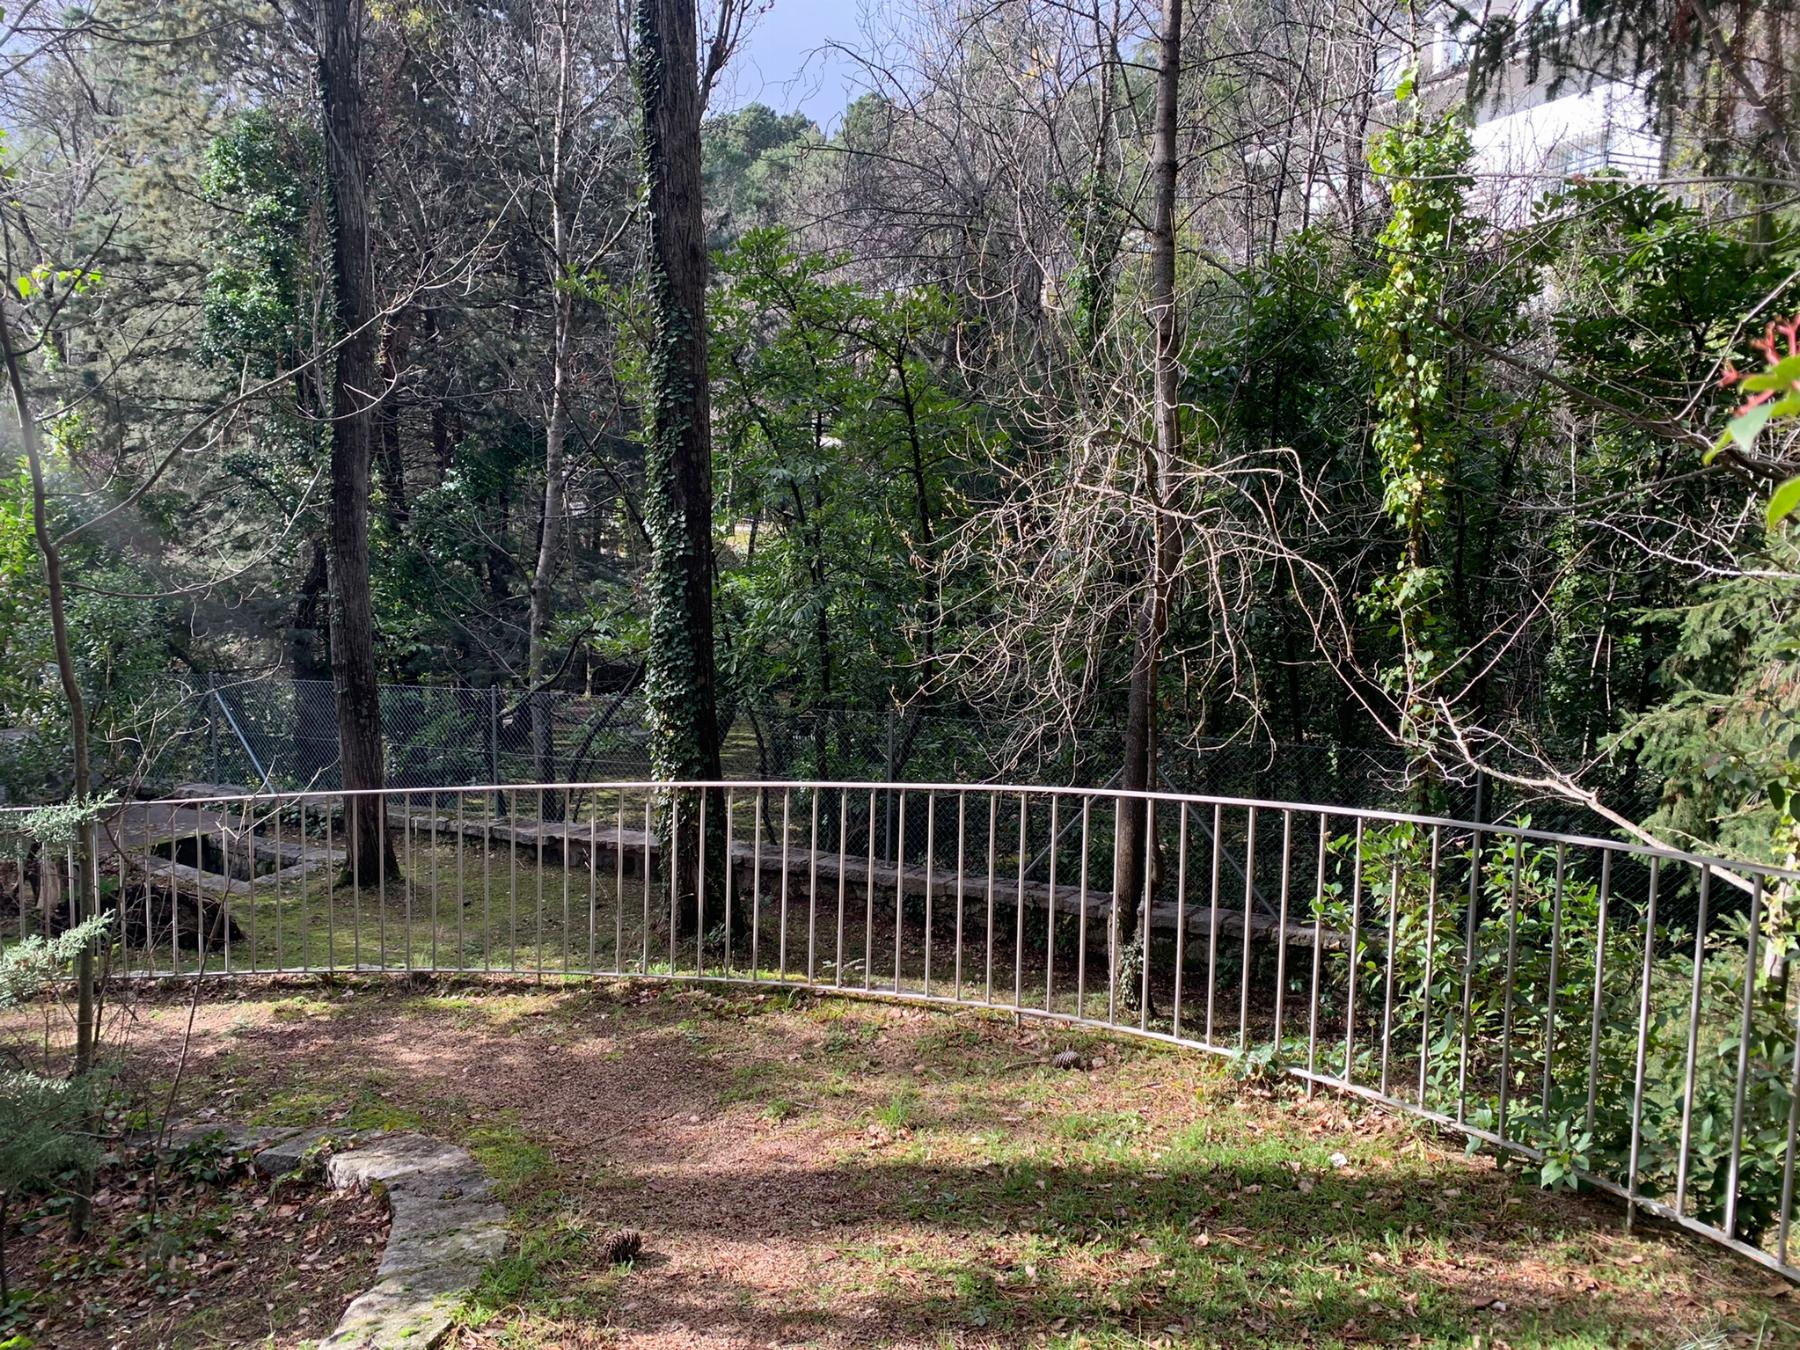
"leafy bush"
0,913,111,1298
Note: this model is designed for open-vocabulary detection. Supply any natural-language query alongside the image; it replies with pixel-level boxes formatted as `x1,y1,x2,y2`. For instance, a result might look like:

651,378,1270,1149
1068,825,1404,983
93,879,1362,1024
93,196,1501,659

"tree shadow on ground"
121,983,1799,1349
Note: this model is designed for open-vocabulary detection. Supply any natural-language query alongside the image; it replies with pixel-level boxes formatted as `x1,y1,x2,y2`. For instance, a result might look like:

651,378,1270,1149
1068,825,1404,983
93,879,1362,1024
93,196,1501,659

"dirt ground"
6,1142,386,1348
54,977,1800,1349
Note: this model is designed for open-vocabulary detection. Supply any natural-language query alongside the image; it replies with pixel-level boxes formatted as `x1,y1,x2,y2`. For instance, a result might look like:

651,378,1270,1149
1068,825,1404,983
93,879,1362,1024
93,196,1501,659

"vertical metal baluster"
1778,942,1800,1264
1458,827,1488,1125
152,820,167,974
1076,797,1091,1021
1138,797,1153,1032
1172,803,1189,1038
1044,796,1058,1013
807,788,820,984
1625,857,1660,1228
279,792,293,972
1581,851,1613,1137
563,788,574,978
752,789,766,977
140,810,154,971
1273,810,1293,1050
668,793,680,976
1240,807,1258,1052
1724,876,1764,1240
923,791,936,998
1017,792,1030,1013
1417,825,1441,1108
194,810,206,979
835,788,849,987
215,807,226,974
119,812,132,982
458,794,468,973
985,792,998,1006
405,792,417,971
954,791,967,1001
508,788,520,974
586,796,597,975
1107,799,1120,1027
537,787,548,979
641,795,653,974
179,813,193,972
724,789,736,979
297,801,310,973
350,797,362,972
698,789,709,977
1307,813,1328,1087
778,788,791,982
433,798,443,972
1343,820,1365,1084
1495,836,1525,1140
273,796,285,971
893,790,906,995
1539,843,1567,1129
863,789,876,991
1205,804,1222,1045
1675,864,1713,1215
235,799,250,979
482,791,493,973
1379,849,1401,1097
614,794,626,976
325,801,337,975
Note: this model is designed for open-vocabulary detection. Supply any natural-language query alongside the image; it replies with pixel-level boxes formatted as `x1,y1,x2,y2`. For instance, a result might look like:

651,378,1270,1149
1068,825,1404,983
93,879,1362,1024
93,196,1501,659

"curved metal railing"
6,778,1800,1281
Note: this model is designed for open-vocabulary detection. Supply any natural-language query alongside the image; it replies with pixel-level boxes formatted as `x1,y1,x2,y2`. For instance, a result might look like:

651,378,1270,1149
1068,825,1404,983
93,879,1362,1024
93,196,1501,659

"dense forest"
2,0,1798,874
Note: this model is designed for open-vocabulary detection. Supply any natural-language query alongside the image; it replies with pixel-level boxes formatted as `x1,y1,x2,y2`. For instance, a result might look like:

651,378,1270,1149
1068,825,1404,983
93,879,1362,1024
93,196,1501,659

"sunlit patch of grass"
468,1117,554,1205
875,1087,923,1132
267,995,334,1022
459,1215,623,1337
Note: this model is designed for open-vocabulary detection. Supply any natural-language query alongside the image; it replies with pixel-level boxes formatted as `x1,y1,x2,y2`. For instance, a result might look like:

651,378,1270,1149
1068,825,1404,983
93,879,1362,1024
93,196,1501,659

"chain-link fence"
143,676,1530,826
164,676,652,792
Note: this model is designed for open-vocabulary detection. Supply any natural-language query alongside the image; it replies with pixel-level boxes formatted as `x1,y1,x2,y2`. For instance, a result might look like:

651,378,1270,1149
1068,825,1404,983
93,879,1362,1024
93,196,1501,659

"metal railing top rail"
10,777,1793,888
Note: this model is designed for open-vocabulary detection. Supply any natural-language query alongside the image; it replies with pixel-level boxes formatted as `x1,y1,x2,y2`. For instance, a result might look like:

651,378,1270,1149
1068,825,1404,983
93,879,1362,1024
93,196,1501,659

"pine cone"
599,1228,643,1265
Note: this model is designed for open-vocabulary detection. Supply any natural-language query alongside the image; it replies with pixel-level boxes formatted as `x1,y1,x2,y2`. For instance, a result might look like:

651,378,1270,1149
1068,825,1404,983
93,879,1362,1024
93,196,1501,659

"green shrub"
1317,822,1796,1243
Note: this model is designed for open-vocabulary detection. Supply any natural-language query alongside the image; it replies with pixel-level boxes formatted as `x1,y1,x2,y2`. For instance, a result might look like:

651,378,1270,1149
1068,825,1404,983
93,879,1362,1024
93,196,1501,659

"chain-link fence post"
206,672,219,783
489,686,502,805
883,706,898,857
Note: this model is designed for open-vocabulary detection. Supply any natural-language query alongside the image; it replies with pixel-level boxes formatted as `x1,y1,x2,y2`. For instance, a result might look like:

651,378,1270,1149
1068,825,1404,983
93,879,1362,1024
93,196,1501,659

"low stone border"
165,1123,508,1349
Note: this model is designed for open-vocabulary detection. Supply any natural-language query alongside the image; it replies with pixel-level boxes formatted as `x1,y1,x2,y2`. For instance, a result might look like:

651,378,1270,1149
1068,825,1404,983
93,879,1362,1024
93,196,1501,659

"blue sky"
719,0,866,130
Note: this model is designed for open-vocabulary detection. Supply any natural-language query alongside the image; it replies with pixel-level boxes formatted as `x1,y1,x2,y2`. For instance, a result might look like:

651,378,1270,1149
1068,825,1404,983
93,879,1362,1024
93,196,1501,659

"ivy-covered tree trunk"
316,0,397,881
1113,0,1183,1004
634,0,725,935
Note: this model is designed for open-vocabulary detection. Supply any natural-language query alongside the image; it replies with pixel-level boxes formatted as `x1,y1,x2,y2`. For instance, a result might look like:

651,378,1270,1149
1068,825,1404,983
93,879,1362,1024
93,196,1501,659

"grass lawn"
106,979,1800,1349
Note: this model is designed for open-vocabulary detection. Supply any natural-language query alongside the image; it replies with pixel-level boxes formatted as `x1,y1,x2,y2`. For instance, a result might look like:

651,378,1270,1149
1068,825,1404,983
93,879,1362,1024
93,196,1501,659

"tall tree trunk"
317,0,397,881
1113,0,1183,1001
634,0,724,937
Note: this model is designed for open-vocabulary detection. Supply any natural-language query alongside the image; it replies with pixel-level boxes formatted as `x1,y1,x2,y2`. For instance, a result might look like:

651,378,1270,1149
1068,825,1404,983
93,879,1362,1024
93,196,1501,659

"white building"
1400,4,1665,224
